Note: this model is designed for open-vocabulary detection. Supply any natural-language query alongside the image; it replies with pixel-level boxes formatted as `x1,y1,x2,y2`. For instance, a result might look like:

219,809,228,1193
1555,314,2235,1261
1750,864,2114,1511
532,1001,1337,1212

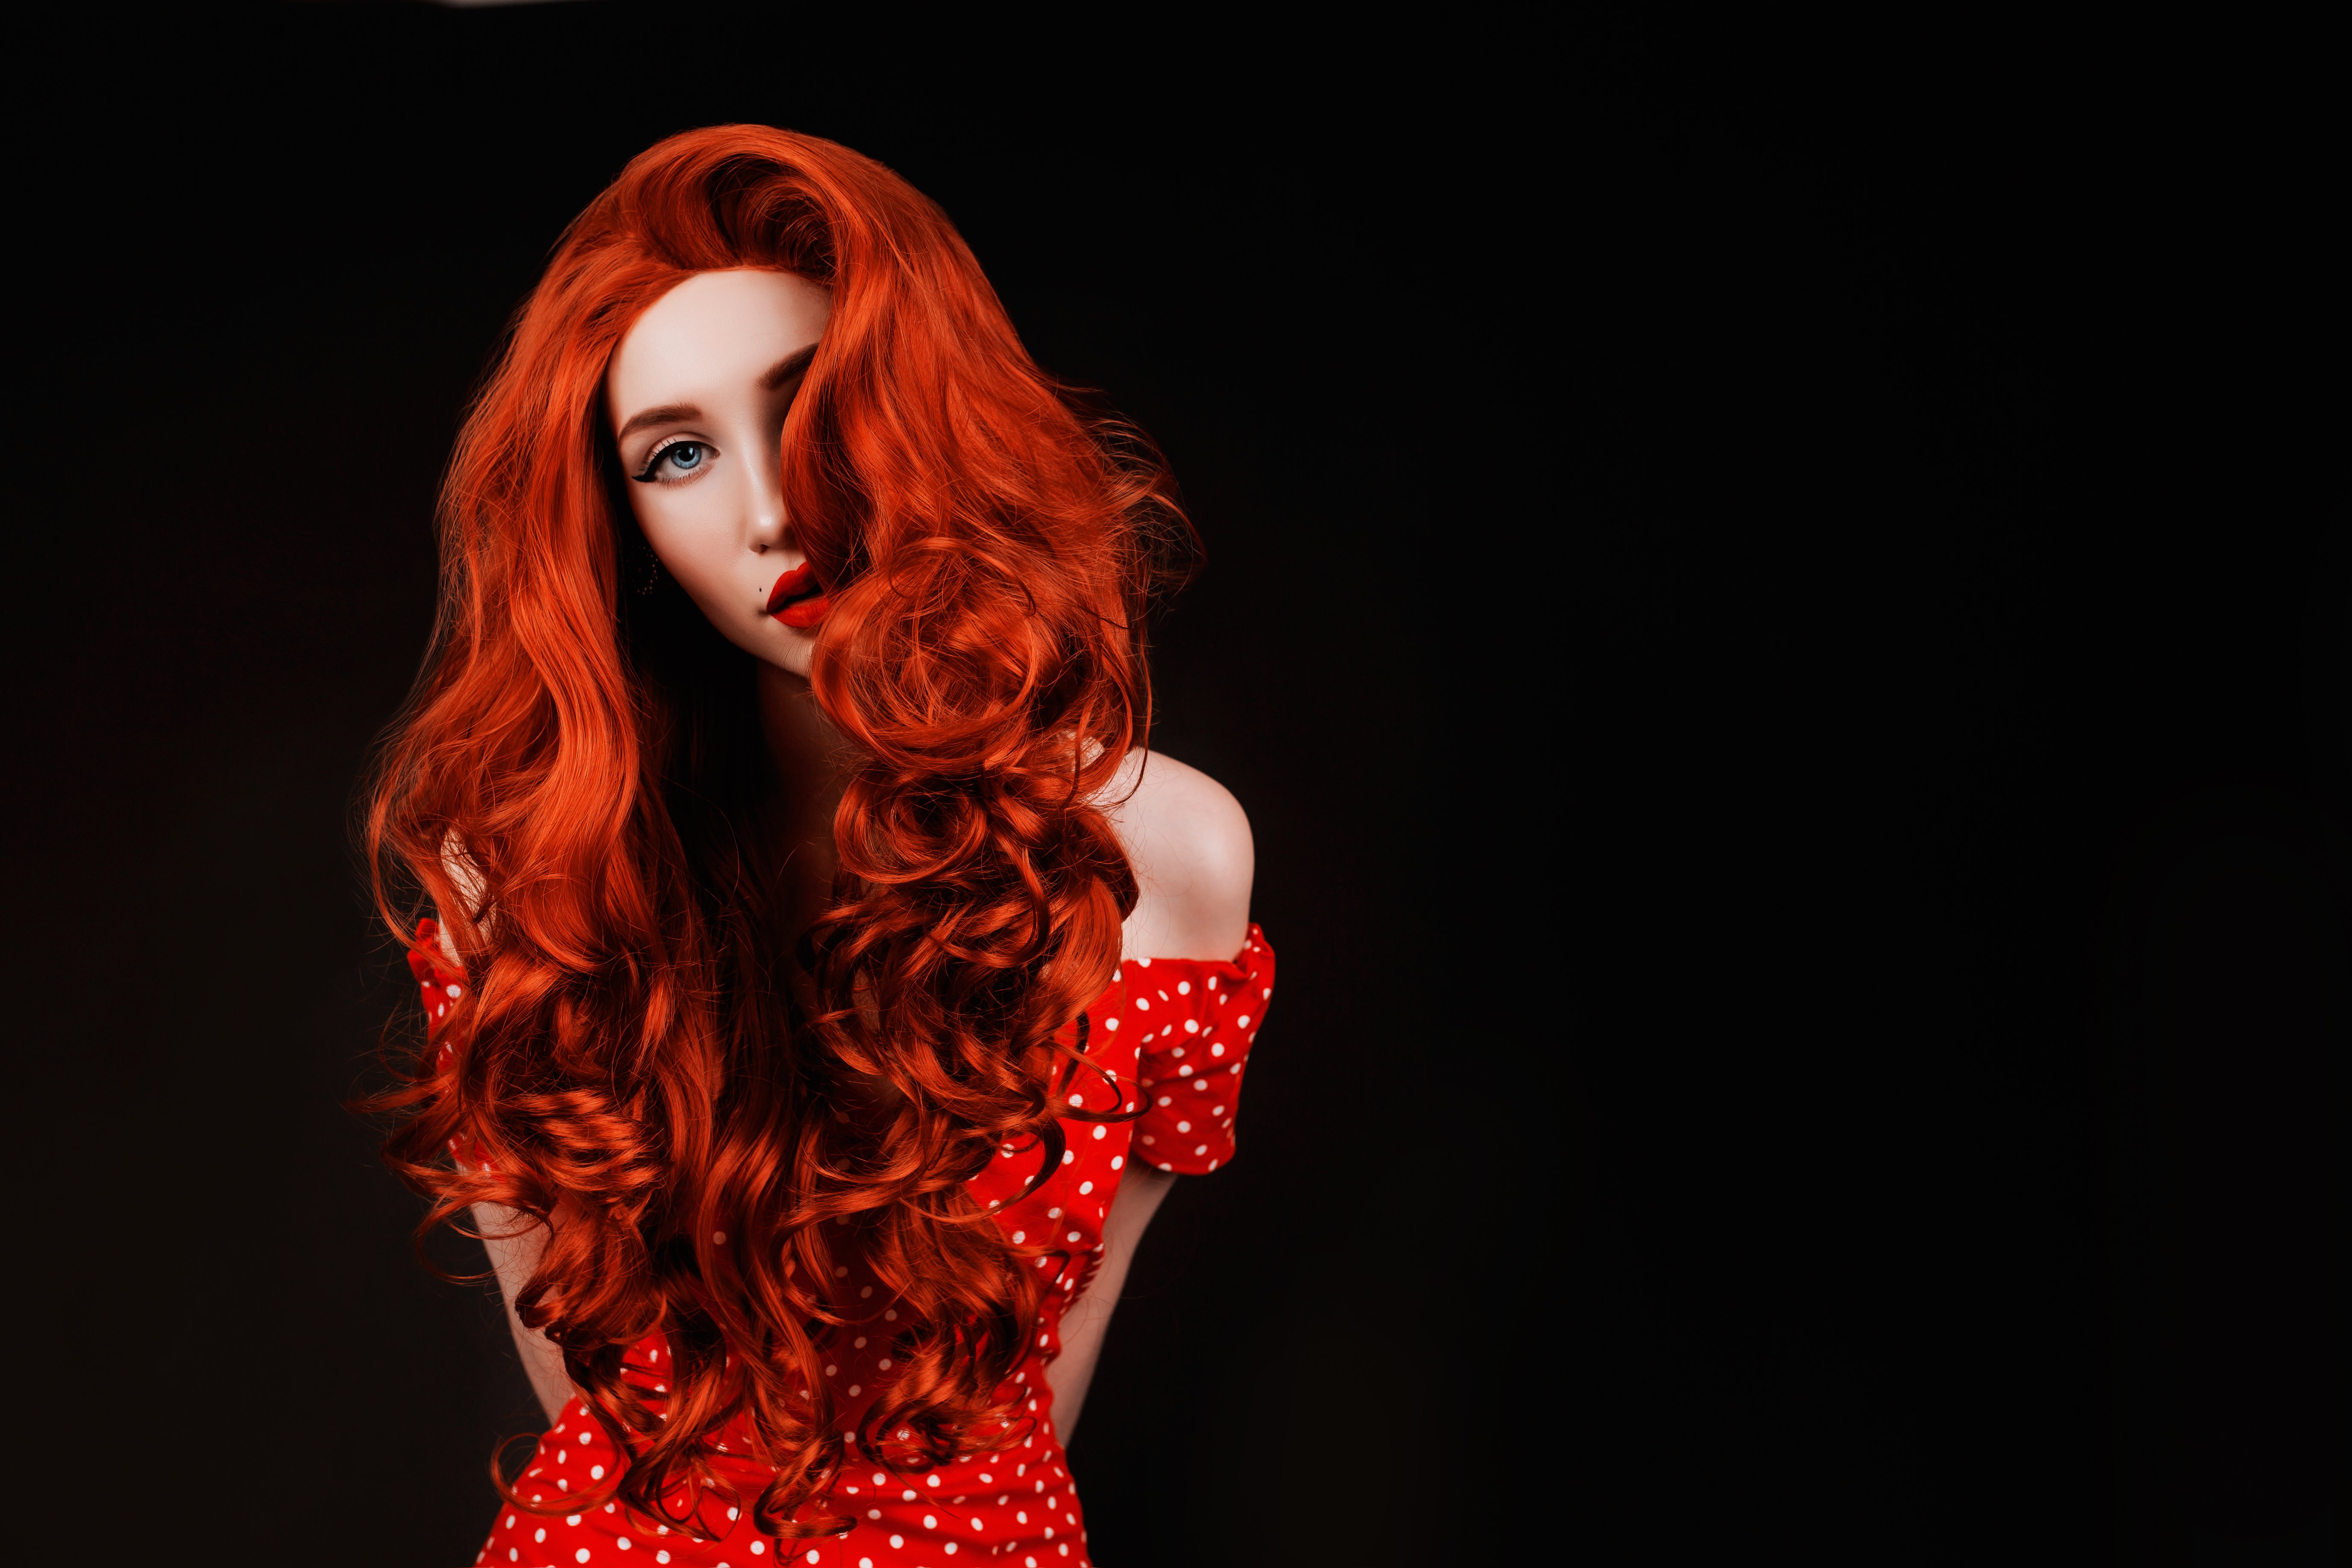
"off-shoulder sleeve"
407,917,489,1169
407,917,467,1046
1126,924,1275,1174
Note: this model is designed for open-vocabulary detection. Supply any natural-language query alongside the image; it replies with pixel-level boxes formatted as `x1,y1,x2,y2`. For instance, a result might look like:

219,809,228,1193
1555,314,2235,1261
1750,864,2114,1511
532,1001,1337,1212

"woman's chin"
750,631,816,681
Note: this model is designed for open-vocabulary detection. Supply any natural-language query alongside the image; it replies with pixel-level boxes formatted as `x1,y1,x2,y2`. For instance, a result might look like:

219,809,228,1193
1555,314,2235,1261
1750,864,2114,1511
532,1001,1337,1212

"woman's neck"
755,661,858,944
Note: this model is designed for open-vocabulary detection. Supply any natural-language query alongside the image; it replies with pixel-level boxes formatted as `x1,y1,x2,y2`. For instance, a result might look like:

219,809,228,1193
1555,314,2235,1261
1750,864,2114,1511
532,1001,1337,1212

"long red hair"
364,125,1185,1538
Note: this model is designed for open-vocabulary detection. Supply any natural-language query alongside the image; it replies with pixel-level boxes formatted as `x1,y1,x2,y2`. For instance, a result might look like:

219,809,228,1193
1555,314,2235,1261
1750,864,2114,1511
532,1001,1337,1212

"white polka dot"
1078,1180,1093,1194
1091,1124,1106,1140
1012,1231,1025,1243
925,1514,939,1528
1211,1042,1224,1057
618,1540,632,1552
1134,997,1149,1011
1195,1144,1208,1155
590,1465,604,1480
535,1530,548,1544
1102,1016,1118,1031
1238,1015,1250,1028
1176,1121,1190,1133
1178,1065,1192,1077
891,1537,905,1549
576,1552,592,1565
1061,1149,1074,1164
749,1546,762,1557
1111,1154,1124,1169
569,1514,583,1526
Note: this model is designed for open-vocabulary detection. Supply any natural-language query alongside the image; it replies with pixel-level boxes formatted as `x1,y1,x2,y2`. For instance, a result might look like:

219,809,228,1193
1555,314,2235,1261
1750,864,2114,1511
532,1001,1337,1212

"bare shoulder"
432,832,488,970
1098,750,1254,963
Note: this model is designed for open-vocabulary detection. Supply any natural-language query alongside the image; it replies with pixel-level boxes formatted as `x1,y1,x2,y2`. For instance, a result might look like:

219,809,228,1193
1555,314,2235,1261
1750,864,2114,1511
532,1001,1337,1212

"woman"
367,125,1272,1565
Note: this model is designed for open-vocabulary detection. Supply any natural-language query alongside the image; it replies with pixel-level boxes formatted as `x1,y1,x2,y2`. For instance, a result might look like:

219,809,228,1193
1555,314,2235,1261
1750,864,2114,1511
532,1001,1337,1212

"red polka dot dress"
408,926,1275,1568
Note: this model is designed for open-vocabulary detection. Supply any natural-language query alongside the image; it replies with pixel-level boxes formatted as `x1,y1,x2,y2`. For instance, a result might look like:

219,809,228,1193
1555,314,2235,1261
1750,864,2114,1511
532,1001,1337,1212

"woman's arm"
1049,1164,1176,1440
1049,748,1254,1440
430,869,574,1429
473,1201,573,1427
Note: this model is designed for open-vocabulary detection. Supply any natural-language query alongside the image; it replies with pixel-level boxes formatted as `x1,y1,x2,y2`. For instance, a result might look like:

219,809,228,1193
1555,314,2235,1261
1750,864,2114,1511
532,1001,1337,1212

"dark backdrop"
7,11,2339,1566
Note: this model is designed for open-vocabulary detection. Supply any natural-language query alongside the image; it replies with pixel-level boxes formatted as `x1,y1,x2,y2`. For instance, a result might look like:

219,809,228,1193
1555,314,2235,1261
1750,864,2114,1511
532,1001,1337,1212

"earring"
637,549,663,596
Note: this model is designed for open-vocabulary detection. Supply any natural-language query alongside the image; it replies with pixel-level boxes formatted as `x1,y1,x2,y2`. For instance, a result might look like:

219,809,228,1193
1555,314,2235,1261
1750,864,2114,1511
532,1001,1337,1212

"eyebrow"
612,343,821,443
615,402,700,442
761,342,819,390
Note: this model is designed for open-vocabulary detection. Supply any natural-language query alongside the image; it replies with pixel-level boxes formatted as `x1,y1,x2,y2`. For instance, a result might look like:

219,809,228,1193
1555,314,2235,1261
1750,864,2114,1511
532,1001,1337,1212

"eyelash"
631,437,711,485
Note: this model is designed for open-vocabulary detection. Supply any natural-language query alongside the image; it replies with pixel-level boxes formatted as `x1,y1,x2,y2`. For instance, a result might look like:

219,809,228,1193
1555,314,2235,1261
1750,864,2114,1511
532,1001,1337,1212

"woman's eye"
633,440,711,483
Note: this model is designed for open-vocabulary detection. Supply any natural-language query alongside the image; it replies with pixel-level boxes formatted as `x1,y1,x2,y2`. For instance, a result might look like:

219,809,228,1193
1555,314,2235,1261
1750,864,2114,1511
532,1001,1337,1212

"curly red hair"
363,125,1186,1538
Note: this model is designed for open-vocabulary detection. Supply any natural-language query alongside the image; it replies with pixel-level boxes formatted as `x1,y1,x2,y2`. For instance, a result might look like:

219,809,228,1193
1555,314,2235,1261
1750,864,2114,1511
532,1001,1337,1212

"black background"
7,10,2340,1565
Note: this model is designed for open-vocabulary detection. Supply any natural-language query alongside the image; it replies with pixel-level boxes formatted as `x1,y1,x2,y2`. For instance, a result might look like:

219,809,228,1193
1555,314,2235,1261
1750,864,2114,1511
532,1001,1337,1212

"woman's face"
606,268,833,677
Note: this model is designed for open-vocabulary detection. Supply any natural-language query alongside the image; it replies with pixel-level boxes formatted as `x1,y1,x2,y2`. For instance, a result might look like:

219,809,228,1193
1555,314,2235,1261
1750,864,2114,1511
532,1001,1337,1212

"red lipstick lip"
765,562,829,628
765,562,817,613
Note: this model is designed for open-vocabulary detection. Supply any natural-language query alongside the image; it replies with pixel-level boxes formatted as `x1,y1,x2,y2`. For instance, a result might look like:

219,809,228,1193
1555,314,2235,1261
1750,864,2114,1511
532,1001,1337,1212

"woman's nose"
745,456,789,549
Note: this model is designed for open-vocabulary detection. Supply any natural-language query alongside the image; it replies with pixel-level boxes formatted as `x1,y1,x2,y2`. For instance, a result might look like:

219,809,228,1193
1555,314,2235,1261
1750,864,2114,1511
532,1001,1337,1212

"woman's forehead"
608,269,829,414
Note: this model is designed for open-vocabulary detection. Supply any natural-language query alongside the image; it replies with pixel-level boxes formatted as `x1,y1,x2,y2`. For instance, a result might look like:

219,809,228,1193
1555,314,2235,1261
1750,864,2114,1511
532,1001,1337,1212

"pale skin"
460,268,1252,1443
